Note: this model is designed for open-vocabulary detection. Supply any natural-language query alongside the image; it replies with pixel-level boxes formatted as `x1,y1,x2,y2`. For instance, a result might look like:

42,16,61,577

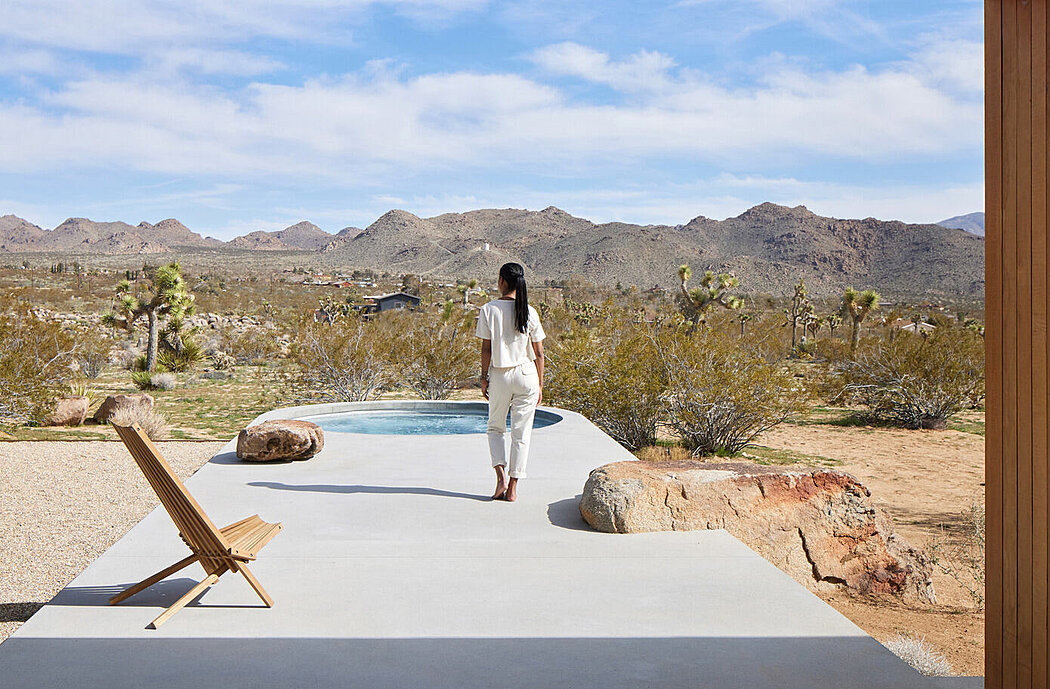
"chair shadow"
49,579,261,609
248,481,489,501
546,495,594,531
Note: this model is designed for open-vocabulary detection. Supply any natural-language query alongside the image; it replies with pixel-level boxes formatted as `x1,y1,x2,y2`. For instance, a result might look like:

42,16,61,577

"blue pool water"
302,409,561,435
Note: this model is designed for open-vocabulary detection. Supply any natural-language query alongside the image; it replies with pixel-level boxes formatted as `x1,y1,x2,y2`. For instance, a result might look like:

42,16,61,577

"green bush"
391,310,476,400
131,371,177,391
210,350,236,371
0,307,79,424
545,317,666,450
157,339,206,372
74,328,113,378
223,325,282,365
832,326,984,429
290,318,395,402
656,328,807,456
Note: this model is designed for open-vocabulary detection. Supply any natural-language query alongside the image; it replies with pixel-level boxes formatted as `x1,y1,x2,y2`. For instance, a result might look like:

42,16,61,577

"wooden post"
987,2,1050,686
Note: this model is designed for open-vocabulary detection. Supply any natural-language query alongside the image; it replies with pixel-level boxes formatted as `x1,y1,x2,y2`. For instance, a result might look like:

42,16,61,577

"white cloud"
530,42,676,92
907,35,983,94
147,49,286,76
676,0,888,45
0,38,979,183
0,1,487,54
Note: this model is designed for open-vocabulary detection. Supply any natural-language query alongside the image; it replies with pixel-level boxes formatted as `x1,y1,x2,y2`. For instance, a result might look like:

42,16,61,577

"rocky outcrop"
46,396,89,426
94,393,154,423
236,420,324,461
579,461,935,604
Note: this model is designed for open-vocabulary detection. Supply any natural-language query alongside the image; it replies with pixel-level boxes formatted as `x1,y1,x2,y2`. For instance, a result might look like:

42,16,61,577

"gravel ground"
0,441,224,644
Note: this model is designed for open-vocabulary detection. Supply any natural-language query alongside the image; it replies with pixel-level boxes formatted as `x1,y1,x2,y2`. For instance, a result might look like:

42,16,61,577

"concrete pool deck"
0,402,980,688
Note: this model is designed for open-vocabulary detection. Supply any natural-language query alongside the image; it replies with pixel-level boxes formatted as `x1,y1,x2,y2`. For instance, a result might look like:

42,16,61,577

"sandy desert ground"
757,418,985,676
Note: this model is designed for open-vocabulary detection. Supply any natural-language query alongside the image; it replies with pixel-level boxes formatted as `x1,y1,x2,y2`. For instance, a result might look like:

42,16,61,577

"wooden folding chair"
110,423,283,629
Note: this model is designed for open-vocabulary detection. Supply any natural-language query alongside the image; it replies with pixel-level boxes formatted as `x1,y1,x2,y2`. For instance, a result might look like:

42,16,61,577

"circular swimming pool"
300,407,562,435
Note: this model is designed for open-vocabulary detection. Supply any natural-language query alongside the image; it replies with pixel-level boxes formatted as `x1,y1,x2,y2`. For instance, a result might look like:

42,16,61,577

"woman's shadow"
248,481,489,501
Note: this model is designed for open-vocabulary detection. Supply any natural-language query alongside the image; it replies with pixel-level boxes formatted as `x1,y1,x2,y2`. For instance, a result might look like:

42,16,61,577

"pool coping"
287,400,565,433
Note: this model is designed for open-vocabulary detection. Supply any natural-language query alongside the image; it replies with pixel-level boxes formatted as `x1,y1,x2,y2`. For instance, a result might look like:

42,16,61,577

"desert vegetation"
0,260,988,674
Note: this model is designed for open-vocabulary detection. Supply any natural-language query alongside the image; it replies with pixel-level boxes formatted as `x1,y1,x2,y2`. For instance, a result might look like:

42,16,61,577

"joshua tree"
826,313,843,339
737,312,753,336
786,278,809,352
804,312,823,340
677,265,743,329
316,294,355,324
104,262,195,372
458,278,484,307
841,286,880,354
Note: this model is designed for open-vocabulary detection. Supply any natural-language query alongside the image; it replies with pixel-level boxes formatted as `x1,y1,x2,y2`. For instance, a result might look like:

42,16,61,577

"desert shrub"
74,328,113,378
392,310,476,400
882,634,953,677
109,400,169,440
157,339,206,372
635,444,695,462
223,325,283,365
0,307,79,424
545,318,666,450
929,501,985,609
656,328,807,456
131,371,177,391
832,326,984,429
210,350,235,371
291,318,395,402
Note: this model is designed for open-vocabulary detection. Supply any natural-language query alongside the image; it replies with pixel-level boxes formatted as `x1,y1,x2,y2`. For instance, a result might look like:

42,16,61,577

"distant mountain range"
0,204,985,297
937,212,985,236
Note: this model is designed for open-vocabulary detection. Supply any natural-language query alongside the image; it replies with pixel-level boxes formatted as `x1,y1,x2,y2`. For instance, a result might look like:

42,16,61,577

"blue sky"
0,0,983,239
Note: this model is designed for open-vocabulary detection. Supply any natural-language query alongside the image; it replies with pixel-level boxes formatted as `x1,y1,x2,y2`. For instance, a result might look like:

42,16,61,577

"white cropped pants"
487,360,541,479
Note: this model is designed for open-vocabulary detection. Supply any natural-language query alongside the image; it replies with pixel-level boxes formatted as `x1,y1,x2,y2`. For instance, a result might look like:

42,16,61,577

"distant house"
356,292,422,316
888,318,936,335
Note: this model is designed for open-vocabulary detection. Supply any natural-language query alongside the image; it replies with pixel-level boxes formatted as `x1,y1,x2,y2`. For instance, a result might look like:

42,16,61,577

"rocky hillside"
0,217,221,253
0,214,48,251
0,204,985,296
320,203,984,297
227,221,333,250
937,212,985,236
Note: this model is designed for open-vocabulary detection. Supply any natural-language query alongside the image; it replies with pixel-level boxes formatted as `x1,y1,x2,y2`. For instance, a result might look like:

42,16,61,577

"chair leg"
239,564,274,607
109,554,200,606
147,573,220,629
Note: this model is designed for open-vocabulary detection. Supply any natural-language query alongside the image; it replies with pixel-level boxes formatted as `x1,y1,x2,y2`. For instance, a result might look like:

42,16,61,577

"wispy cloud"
0,36,980,182
530,42,676,92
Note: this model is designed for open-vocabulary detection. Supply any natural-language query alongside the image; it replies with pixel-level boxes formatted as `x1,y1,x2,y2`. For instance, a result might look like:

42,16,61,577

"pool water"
302,409,561,435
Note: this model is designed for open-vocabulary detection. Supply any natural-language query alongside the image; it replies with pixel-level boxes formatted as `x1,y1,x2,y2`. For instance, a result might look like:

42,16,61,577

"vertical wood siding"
987,2,1050,686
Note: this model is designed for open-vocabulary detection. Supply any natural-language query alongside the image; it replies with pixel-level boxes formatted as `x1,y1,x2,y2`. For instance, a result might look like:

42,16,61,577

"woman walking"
475,262,546,502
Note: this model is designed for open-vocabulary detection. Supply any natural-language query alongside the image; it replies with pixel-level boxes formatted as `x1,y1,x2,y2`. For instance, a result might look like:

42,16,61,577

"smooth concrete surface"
0,402,982,688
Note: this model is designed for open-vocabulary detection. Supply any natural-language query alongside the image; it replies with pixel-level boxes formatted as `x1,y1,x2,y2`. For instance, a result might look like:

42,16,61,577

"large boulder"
579,461,935,604
236,420,324,462
94,393,154,423
46,396,89,426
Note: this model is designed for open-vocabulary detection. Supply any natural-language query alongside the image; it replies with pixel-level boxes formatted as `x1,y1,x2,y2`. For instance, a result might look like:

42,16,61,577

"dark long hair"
499,262,529,334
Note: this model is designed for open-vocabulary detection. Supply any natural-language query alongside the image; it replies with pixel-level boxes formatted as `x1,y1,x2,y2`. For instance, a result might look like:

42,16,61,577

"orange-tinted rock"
579,460,935,604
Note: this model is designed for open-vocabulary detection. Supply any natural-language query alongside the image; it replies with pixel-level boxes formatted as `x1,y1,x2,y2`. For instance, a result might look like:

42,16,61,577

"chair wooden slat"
109,423,282,628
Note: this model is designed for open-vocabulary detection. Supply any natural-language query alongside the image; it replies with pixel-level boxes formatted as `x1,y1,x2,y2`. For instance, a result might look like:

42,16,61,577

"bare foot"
504,477,519,502
492,466,508,500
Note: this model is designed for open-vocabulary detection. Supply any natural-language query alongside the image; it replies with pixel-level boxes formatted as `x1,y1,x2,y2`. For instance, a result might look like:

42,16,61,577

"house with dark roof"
355,292,422,316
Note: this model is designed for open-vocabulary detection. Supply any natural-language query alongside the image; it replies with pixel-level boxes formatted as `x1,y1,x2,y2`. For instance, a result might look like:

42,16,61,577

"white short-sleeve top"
475,299,546,368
